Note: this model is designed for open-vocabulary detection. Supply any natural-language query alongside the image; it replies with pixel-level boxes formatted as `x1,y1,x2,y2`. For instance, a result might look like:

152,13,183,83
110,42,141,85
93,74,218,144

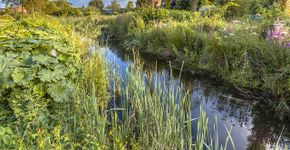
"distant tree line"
0,0,104,16
1,0,287,16
136,0,289,15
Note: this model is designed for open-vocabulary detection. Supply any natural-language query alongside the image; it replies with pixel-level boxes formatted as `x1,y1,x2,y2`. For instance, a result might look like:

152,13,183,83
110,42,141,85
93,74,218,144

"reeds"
63,45,237,149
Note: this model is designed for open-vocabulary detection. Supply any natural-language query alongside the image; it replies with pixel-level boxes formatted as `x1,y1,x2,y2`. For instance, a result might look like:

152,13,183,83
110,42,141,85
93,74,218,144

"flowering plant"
266,20,290,48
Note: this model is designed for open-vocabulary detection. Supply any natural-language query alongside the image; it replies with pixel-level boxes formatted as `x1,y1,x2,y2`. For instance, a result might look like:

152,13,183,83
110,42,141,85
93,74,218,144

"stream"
101,45,290,150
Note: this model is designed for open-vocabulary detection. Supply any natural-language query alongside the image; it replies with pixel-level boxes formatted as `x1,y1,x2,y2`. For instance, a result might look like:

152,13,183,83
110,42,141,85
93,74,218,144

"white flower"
51,49,58,57
233,20,240,24
229,33,234,36
251,26,257,29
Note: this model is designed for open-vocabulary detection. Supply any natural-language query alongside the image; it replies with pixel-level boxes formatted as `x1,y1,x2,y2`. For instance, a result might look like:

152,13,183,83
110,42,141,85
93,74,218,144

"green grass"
1,14,288,149
105,10,290,115
0,15,237,149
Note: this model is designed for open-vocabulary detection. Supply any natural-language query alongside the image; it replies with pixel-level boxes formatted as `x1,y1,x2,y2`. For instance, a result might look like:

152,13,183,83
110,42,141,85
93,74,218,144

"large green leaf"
48,81,76,102
32,54,58,65
11,68,35,86
38,69,66,82
0,56,12,73
11,68,25,83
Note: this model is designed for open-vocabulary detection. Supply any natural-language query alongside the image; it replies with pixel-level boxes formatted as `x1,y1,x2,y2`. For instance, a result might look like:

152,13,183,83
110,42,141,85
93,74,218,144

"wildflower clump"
266,20,290,48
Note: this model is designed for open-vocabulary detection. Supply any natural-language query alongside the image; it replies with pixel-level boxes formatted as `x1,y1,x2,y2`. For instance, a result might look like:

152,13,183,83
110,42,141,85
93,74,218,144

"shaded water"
101,45,290,150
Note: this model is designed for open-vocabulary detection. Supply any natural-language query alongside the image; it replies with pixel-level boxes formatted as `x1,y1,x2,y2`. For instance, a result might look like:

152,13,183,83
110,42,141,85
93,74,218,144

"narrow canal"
101,45,290,150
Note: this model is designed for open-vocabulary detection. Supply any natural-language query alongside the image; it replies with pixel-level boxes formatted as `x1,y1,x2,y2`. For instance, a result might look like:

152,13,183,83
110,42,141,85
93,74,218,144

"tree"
136,0,150,7
22,0,47,13
42,0,58,14
52,0,73,16
125,1,134,12
136,0,162,7
88,0,103,10
1,0,59,14
110,0,121,13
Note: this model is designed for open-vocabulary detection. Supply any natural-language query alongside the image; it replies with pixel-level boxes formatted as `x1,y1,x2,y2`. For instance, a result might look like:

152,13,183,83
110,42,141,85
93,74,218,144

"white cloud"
0,2,5,8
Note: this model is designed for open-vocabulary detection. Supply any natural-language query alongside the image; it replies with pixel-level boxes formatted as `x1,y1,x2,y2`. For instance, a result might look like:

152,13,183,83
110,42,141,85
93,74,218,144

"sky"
0,0,137,8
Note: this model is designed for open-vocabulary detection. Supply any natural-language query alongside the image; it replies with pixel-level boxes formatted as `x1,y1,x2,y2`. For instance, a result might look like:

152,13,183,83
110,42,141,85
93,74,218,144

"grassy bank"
105,8,290,114
0,15,241,149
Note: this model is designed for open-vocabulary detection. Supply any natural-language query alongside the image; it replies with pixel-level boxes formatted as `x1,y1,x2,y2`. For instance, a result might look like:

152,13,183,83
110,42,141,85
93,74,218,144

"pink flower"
266,20,289,46
286,42,290,48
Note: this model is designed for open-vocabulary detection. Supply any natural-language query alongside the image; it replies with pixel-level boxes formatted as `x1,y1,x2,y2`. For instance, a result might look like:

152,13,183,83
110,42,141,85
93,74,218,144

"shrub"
136,8,170,23
0,15,108,148
169,10,194,21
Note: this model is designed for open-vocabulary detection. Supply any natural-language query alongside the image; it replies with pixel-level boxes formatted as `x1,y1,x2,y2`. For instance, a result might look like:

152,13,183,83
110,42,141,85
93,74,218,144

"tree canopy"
88,0,104,10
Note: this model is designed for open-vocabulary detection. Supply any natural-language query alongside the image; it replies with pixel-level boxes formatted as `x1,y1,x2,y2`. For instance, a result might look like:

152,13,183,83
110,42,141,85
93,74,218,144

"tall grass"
1,14,288,149
63,46,237,149
106,11,290,114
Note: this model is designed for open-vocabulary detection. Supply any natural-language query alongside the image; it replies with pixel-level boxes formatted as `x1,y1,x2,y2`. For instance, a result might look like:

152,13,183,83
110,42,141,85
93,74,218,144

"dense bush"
0,15,109,148
169,10,194,21
136,8,170,23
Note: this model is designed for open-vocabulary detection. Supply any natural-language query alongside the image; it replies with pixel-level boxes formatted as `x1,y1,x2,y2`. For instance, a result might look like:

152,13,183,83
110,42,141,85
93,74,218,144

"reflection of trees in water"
189,80,290,149
190,80,253,126
246,104,290,149
215,96,252,126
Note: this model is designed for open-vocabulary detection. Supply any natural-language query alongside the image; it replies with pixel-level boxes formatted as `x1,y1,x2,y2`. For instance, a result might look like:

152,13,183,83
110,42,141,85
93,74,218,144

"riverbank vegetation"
0,15,105,148
105,5,290,115
0,14,239,149
0,0,289,149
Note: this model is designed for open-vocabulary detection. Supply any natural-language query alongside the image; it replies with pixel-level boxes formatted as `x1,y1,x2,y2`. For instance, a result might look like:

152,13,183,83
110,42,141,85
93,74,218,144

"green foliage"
0,15,236,149
137,8,170,23
0,15,92,148
176,0,191,10
51,1,83,17
110,0,121,14
125,1,135,12
106,9,290,113
88,0,104,10
82,6,100,16
61,15,106,39
136,0,152,7
164,0,171,9
0,127,24,149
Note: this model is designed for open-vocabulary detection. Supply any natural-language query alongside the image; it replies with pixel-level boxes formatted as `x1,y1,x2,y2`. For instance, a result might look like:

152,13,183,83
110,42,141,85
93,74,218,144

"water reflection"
101,46,290,150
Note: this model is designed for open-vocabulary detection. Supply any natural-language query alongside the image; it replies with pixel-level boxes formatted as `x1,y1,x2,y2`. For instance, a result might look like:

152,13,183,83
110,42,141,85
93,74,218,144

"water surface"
102,45,290,150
